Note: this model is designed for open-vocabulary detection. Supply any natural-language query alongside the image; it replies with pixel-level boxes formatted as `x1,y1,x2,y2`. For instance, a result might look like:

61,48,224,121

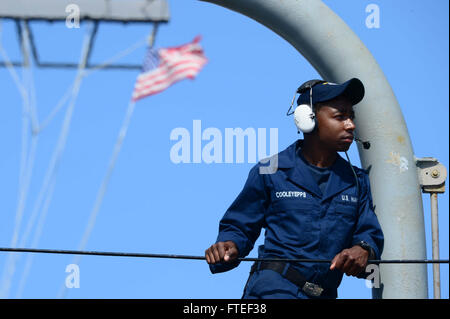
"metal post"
416,157,447,299
430,193,441,299
200,0,429,298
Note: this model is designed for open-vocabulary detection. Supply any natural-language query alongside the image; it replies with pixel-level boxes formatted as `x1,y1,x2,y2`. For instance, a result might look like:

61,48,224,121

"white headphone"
287,80,325,133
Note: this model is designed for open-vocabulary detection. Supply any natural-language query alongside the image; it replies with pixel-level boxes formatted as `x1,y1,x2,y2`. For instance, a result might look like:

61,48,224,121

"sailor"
205,78,384,299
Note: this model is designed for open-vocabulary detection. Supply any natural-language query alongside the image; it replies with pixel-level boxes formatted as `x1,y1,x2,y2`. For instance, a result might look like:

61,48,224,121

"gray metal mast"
0,0,169,22
0,0,169,69
200,0,428,298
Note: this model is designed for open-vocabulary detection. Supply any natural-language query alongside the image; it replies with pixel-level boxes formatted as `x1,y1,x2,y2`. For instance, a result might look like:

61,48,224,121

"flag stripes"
132,36,207,101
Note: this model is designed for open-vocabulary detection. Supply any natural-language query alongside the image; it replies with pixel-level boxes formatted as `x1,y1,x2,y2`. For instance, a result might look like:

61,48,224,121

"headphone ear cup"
294,104,316,133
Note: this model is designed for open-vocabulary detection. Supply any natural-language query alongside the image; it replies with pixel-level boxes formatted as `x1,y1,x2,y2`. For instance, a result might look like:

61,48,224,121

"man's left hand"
329,245,369,276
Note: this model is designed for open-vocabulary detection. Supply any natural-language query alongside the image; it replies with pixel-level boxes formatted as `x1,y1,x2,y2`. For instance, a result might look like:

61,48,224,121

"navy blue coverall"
209,140,384,299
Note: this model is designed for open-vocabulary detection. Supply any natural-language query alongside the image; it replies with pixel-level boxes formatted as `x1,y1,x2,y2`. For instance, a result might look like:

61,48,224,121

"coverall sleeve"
351,172,384,261
209,164,267,274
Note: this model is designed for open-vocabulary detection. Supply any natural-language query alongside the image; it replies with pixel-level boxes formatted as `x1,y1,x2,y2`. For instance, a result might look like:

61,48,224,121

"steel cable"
0,247,448,264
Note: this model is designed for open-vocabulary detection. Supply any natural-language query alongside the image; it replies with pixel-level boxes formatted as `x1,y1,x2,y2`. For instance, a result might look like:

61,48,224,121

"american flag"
132,36,208,101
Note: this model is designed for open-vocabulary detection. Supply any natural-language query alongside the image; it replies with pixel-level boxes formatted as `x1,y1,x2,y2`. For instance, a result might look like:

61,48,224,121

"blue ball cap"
297,78,365,106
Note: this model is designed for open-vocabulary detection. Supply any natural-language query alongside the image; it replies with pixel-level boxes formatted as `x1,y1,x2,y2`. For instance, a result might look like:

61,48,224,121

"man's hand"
205,241,239,264
329,245,369,276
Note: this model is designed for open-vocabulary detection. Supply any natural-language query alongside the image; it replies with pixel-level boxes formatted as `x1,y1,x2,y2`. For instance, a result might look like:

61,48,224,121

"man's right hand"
205,241,239,264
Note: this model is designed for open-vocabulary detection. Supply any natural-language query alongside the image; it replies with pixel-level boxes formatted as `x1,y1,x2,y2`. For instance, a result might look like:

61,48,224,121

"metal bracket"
415,157,447,193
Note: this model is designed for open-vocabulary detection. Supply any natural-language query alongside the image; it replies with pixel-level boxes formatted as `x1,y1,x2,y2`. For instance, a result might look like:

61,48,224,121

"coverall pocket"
271,200,315,247
330,204,357,249
334,203,357,219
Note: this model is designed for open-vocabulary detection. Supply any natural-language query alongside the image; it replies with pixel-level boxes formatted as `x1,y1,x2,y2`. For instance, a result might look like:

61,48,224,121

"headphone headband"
286,79,325,116
296,79,326,94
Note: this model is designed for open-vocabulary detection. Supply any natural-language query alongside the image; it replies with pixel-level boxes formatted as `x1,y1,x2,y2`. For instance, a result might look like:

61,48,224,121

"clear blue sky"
0,0,448,299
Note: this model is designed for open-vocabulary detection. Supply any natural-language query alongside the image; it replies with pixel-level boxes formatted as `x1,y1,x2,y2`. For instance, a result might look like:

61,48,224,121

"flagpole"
74,22,159,256
73,23,159,255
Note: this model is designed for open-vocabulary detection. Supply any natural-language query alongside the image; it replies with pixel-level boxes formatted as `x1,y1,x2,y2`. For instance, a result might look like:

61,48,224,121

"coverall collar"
277,140,356,201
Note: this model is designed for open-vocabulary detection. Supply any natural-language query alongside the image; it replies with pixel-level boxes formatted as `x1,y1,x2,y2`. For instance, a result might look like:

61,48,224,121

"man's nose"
344,118,356,130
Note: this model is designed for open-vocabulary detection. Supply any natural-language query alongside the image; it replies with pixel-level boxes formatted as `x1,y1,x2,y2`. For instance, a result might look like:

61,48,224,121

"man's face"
314,95,356,152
